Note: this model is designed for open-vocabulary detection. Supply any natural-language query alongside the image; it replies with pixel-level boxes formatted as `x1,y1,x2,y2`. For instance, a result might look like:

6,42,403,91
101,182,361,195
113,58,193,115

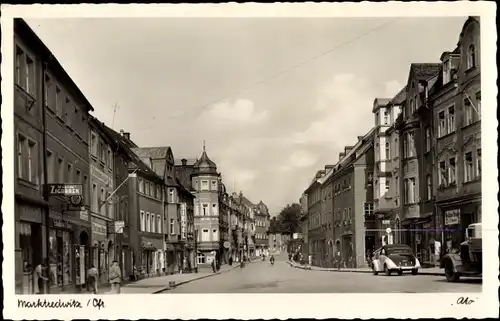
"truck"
440,223,482,282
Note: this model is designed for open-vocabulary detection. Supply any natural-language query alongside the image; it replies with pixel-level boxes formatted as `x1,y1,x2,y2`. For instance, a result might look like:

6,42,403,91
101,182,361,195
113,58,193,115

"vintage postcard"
1,2,498,319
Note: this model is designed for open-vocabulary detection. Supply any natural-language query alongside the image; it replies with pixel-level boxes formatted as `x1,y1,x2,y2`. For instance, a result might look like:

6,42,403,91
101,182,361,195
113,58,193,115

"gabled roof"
389,86,407,105
410,63,441,81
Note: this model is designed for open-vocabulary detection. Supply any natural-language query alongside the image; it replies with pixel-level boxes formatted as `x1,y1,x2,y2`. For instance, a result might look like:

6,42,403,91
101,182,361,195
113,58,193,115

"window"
476,149,481,178
448,157,456,184
46,150,54,183
67,163,73,183
475,92,481,121
146,213,151,232
438,111,446,137
140,211,145,231
156,186,161,200
464,152,473,182
403,136,408,158
145,182,150,196
385,142,390,160
447,106,455,133
63,97,71,123
212,229,218,242
201,229,209,242
25,55,35,94
427,175,432,200
100,188,106,216
202,204,208,216
138,178,144,193
439,161,447,186
151,213,155,233
375,112,379,126
409,132,415,157
212,203,217,216
169,189,175,203
363,203,374,216
443,59,451,84
92,183,98,212
90,132,97,156
409,99,414,115
17,135,25,179
385,179,390,191
44,74,51,107
211,180,217,190
403,179,408,203
395,176,399,193
75,169,81,186
201,180,209,191
425,127,431,152
394,137,399,157
15,46,35,95
409,178,416,203
55,86,62,118
108,148,113,169
383,111,389,125
197,253,206,264
467,44,476,69
169,219,175,234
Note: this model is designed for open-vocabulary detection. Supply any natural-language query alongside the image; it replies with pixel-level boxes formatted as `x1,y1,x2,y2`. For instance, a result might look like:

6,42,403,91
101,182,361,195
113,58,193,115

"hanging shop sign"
91,217,107,238
51,218,73,230
45,184,83,197
444,209,461,225
108,221,125,234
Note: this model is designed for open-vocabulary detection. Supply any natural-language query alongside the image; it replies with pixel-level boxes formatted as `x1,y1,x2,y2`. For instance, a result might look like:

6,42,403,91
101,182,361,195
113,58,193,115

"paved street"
166,255,481,293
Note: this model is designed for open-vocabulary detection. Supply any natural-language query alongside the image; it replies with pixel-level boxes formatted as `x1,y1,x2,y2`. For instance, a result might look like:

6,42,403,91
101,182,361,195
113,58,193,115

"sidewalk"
287,260,444,276
116,263,240,294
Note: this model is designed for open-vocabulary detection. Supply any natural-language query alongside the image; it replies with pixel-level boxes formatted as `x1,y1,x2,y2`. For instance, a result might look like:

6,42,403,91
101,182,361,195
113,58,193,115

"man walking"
109,261,122,294
87,265,99,294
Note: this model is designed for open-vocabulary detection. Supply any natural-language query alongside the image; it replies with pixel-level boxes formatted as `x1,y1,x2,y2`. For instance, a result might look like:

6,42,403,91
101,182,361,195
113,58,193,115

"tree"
268,203,301,235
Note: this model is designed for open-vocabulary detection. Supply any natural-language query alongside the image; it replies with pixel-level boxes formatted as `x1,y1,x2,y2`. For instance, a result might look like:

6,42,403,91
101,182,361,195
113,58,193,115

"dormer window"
443,58,451,84
467,44,477,69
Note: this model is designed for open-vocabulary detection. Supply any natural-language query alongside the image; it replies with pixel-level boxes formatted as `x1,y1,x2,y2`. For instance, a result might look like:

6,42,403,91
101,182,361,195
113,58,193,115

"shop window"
197,253,206,265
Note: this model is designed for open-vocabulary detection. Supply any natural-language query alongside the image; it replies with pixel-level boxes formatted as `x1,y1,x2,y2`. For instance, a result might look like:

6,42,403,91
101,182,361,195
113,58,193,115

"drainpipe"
41,57,51,294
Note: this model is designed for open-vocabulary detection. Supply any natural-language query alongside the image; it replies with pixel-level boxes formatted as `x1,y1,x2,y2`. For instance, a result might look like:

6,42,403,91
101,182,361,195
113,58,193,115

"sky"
26,17,468,215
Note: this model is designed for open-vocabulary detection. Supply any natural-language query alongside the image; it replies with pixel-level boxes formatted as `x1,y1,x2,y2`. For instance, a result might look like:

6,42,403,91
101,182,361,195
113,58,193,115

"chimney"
120,129,124,135
123,132,130,140
339,152,346,161
181,158,187,166
344,145,354,154
325,165,334,170
358,136,364,141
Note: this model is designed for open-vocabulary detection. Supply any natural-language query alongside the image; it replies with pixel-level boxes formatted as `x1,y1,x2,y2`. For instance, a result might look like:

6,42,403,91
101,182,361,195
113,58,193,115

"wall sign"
445,209,461,225
46,184,83,196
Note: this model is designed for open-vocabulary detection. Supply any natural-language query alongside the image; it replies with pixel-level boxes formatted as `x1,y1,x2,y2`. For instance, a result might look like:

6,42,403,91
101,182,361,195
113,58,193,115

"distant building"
254,201,270,256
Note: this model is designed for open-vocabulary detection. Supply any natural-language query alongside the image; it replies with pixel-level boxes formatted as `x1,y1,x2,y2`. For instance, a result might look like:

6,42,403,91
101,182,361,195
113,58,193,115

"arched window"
467,44,476,69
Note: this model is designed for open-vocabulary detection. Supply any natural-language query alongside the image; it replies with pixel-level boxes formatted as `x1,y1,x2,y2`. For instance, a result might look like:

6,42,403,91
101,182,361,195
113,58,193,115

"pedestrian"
229,256,233,266
109,260,122,294
87,265,99,294
211,258,217,273
33,260,48,294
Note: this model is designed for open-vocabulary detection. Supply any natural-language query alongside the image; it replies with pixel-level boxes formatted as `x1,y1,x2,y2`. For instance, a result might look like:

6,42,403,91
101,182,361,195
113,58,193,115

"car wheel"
397,270,403,276
372,265,378,275
411,269,418,275
444,261,460,282
384,264,391,276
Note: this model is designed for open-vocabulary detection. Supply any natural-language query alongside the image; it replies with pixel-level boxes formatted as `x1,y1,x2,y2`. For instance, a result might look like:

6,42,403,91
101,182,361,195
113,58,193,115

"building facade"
431,17,481,254
395,63,441,262
330,130,375,268
304,170,325,266
191,146,220,266
254,201,270,257
14,19,97,293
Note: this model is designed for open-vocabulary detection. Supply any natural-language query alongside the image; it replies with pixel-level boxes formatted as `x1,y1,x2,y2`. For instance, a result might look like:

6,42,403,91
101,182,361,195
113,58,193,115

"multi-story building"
330,129,375,268
383,88,406,245
304,169,326,266
217,177,232,264
395,63,441,262
431,17,481,254
320,166,335,267
254,201,270,257
190,145,221,266
100,126,135,280
126,151,165,278
299,193,309,259
14,19,95,293
88,116,119,286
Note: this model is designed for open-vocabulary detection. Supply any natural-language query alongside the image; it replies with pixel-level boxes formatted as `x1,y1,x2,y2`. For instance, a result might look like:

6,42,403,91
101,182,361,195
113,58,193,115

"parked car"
371,244,421,276
440,223,482,282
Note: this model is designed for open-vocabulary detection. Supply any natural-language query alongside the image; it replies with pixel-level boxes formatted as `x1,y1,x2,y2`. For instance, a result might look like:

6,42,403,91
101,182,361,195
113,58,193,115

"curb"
286,261,445,277
152,264,241,293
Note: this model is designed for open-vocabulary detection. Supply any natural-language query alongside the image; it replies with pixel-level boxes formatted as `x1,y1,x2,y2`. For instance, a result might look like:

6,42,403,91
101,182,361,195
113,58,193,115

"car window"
386,247,413,255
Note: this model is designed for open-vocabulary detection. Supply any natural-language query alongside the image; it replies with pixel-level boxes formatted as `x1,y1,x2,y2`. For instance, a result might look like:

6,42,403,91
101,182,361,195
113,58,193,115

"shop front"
91,215,108,286
115,226,130,279
17,203,44,294
440,200,481,256
140,236,163,277
48,211,90,293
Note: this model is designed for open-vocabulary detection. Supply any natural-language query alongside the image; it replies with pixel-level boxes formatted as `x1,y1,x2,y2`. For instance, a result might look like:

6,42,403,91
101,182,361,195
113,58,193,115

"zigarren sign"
45,184,83,197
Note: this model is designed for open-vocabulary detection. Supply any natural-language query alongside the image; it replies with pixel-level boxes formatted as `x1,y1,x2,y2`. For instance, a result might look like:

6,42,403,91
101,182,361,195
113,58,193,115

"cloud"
293,73,376,145
206,99,268,123
384,80,403,98
289,150,318,168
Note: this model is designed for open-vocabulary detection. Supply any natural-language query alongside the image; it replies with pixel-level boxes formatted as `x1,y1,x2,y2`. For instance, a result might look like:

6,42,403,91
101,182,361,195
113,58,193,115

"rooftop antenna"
112,102,120,129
